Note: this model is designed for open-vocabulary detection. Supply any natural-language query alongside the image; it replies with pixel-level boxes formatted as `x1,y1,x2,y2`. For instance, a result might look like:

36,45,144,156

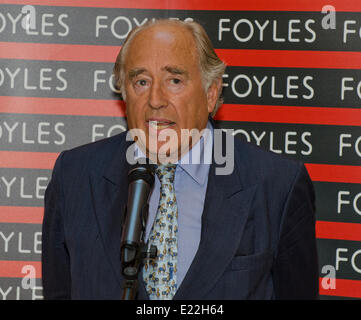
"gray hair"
113,19,226,117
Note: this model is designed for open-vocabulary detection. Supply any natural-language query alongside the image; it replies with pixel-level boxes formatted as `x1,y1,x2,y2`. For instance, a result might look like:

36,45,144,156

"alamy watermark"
0,265,43,300
125,128,235,175
321,265,337,290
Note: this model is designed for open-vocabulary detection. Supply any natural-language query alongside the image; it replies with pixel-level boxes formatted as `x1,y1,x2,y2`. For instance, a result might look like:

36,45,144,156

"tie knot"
155,164,176,185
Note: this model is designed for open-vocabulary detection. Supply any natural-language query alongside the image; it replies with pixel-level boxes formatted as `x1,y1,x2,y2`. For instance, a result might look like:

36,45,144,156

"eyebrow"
162,66,188,77
128,68,146,80
127,66,189,80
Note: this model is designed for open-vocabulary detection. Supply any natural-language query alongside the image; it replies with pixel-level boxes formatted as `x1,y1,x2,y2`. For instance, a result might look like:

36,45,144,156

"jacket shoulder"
234,137,303,181
52,132,129,181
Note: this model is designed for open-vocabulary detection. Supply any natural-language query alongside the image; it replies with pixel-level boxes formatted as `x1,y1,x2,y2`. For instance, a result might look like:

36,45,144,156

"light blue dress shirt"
134,121,213,287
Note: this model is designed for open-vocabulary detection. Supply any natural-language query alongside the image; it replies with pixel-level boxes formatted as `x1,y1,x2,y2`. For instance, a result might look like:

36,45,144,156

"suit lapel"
174,130,258,300
89,137,131,288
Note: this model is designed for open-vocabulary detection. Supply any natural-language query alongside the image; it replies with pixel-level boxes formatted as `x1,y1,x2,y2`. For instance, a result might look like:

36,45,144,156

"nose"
148,82,168,109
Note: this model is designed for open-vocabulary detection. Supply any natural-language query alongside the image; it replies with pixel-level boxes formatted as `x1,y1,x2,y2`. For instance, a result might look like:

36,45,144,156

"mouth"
146,119,176,130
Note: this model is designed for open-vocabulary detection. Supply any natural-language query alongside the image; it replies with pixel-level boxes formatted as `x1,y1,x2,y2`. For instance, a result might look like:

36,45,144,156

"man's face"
123,23,219,163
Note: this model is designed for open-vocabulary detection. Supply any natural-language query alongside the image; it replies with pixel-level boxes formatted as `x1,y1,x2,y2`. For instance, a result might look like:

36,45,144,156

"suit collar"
103,135,133,185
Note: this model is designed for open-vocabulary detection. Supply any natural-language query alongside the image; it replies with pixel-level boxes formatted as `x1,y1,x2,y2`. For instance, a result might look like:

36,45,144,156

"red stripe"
2,0,360,11
218,49,361,69
0,151,59,169
305,164,361,183
1,43,361,69
1,151,360,184
0,96,126,117
0,42,120,63
215,104,361,126
319,278,361,299
0,260,41,278
0,206,43,224
316,221,361,241
0,206,360,240
4,207,361,241
2,97,361,127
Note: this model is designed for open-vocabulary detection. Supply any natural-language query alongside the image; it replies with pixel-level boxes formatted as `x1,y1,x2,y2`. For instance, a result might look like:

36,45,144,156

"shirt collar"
177,121,212,186
133,121,213,186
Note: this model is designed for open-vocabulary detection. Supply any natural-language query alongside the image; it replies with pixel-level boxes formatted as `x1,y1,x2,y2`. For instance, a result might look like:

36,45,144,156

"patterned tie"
143,164,178,300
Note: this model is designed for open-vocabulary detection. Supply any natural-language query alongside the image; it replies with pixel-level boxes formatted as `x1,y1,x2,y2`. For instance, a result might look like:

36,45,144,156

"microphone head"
128,160,156,186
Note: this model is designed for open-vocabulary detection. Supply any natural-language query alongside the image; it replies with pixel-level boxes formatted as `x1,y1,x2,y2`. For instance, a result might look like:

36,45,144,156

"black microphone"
120,162,155,280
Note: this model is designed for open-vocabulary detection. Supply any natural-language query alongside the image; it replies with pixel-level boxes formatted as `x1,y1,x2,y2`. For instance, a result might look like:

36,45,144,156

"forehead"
124,23,199,71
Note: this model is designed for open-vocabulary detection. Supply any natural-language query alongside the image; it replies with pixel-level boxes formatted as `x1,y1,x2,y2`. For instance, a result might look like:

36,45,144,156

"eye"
166,77,184,92
170,78,181,85
136,79,148,86
133,77,151,94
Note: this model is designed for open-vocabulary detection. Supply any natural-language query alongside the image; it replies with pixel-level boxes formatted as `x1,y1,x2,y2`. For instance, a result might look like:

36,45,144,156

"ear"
206,78,222,114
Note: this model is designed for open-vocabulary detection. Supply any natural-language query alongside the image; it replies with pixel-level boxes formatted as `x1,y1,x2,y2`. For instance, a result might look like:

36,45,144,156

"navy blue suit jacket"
42,127,319,299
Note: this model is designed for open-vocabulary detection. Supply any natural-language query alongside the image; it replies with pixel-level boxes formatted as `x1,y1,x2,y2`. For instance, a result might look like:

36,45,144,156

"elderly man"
42,19,319,300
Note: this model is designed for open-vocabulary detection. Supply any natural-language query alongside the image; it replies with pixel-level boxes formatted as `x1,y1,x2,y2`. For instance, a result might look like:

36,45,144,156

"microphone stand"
120,204,157,300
